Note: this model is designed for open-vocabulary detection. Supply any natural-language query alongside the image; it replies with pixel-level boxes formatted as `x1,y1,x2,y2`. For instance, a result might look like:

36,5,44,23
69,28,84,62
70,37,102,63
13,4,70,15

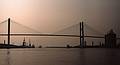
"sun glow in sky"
0,0,35,21
0,0,84,33
0,0,119,33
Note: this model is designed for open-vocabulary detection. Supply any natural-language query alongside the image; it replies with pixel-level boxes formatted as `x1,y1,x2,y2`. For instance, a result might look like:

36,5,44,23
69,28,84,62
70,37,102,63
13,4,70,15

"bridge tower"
8,18,11,46
80,22,85,48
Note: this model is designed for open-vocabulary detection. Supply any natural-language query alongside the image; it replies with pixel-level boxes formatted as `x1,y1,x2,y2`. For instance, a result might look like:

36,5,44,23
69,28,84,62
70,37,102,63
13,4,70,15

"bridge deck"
0,33,104,38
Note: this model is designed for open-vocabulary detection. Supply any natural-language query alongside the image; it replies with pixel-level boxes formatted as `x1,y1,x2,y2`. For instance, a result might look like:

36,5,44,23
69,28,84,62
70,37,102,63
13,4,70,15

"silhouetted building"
105,29,116,48
29,44,32,47
66,44,73,48
32,44,35,48
99,42,102,47
66,44,70,48
38,45,42,48
4,40,6,44
92,41,94,46
23,37,26,46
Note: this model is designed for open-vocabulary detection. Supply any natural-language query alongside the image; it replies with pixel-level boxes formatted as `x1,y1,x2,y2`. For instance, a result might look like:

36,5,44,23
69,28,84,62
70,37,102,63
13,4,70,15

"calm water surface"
0,48,120,65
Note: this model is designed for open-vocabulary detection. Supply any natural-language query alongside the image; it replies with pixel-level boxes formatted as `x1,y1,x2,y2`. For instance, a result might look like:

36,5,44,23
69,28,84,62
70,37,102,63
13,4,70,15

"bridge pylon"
80,22,85,48
8,18,11,47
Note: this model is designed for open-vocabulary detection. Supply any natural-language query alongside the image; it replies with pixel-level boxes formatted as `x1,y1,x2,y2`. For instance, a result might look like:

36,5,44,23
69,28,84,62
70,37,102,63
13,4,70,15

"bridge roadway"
0,33,104,38
0,33,120,39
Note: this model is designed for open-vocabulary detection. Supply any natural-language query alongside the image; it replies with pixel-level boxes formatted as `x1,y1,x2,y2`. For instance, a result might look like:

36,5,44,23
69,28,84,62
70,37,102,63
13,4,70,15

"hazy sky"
0,0,119,46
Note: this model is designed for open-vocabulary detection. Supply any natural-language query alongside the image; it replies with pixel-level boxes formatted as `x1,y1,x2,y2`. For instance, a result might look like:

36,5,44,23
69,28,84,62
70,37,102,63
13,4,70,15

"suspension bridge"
0,18,119,48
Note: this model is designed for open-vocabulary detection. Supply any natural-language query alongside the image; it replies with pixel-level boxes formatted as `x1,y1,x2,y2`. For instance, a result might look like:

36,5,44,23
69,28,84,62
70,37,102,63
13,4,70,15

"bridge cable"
10,20,41,33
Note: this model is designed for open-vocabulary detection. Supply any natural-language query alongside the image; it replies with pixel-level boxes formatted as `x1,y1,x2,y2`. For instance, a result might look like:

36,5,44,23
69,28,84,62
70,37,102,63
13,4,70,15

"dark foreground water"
0,48,120,65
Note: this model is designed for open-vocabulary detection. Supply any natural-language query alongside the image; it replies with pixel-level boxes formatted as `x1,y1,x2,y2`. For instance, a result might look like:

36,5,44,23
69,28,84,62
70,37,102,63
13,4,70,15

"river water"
0,48,120,65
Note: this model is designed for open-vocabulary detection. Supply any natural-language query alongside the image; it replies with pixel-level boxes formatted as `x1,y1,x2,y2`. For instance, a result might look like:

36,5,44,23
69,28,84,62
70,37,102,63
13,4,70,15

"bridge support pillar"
80,22,85,48
8,18,11,47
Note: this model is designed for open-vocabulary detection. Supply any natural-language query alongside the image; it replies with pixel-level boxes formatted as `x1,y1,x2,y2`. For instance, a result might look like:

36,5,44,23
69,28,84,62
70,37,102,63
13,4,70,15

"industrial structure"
105,29,116,48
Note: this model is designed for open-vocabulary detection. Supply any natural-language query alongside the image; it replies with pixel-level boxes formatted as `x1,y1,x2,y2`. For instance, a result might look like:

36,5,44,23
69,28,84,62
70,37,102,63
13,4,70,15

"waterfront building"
105,29,116,48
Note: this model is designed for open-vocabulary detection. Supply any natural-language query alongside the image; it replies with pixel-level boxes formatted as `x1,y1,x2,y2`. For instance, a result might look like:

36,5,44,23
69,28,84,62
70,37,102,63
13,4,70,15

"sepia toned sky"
0,0,119,46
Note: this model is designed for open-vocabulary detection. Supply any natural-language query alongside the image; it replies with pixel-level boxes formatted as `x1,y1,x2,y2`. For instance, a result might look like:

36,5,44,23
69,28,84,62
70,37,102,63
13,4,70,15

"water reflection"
6,49,10,65
1,48,120,65
105,49,119,65
79,49,86,65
